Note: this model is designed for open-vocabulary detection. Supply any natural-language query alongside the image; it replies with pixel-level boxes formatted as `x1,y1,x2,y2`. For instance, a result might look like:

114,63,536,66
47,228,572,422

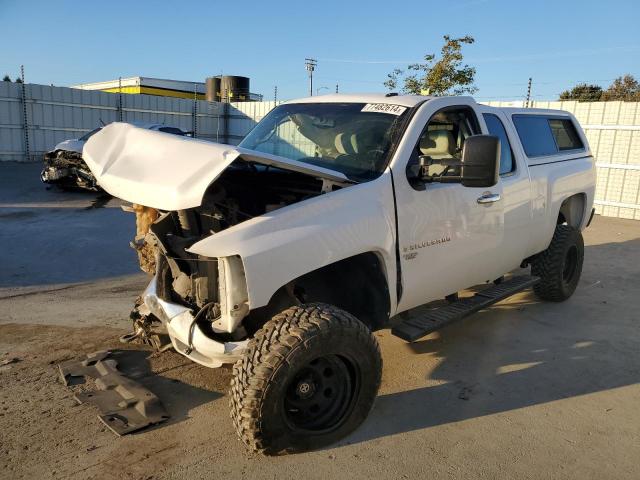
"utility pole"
192,83,198,138
336,83,339,93
223,88,229,143
274,85,278,104
305,58,317,96
525,77,532,108
118,76,123,122
20,65,30,161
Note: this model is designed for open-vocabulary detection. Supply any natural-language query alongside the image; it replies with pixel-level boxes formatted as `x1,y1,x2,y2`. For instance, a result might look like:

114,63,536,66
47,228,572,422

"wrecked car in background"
41,123,189,191
82,93,595,454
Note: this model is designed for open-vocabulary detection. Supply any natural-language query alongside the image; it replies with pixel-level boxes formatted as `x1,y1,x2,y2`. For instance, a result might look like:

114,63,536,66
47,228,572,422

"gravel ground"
1,163,639,479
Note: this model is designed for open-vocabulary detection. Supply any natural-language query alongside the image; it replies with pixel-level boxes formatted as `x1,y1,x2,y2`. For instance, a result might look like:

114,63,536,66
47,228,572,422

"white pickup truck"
83,93,596,454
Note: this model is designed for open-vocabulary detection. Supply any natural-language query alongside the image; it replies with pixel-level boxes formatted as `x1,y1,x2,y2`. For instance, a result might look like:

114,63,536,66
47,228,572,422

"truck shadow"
344,237,640,447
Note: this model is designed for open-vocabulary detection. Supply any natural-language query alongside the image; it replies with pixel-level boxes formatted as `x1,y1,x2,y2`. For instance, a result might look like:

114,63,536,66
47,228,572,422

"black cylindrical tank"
205,77,221,102
220,76,250,102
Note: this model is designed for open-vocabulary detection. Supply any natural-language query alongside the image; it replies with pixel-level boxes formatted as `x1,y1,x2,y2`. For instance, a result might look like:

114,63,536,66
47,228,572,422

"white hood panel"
82,122,349,211
83,123,239,210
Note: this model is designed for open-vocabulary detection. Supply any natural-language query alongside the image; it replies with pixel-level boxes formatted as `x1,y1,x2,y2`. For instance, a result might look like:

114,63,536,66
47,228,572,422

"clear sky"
2,0,639,101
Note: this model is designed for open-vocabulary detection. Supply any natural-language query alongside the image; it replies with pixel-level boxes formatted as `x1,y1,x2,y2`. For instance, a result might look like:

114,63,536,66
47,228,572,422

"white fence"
1,82,638,220
0,81,279,161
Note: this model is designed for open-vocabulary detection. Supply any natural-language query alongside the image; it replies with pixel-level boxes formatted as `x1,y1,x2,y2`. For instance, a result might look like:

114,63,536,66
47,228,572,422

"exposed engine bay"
129,161,334,345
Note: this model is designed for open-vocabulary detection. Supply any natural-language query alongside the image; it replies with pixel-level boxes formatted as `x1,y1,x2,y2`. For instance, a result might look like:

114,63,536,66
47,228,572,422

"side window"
512,115,557,157
513,115,584,158
409,107,479,181
483,113,514,175
549,119,583,151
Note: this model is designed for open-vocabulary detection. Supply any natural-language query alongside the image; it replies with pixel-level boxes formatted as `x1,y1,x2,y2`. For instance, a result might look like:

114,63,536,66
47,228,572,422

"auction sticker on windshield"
361,103,407,115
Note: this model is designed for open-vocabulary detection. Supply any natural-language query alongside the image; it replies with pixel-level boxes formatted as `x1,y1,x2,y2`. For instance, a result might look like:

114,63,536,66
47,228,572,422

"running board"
392,275,540,342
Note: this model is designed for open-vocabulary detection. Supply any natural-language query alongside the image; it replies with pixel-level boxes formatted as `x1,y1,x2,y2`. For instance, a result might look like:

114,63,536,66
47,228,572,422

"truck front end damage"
138,203,261,367
82,122,350,367
141,259,249,368
83,100,404,369
127,171,338,366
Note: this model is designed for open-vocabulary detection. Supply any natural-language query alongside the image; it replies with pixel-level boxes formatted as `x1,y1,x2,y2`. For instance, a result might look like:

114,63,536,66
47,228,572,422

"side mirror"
461,135,500,188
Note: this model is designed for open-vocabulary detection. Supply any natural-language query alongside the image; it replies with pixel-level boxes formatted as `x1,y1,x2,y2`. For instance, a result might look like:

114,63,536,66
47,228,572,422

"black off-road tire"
532,224,584,301
230,303,382,455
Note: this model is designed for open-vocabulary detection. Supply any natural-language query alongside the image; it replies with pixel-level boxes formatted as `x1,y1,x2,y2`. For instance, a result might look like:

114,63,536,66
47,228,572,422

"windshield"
79,127,102,142
239,103,409,181
158,126,186,136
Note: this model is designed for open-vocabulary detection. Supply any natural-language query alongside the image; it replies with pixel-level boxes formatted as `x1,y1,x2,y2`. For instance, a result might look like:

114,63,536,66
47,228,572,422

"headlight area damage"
83,122,355,367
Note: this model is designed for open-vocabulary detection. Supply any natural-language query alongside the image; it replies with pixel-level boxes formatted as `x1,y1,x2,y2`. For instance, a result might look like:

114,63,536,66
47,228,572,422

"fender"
528,156,596,254
187,172,398,312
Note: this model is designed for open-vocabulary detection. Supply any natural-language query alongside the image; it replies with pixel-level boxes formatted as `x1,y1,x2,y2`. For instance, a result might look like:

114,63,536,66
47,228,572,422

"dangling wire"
184,302,220,355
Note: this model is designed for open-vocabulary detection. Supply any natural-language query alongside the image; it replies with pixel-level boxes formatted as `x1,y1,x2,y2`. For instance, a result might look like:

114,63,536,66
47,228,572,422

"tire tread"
532,224,584,301
229,303,381,454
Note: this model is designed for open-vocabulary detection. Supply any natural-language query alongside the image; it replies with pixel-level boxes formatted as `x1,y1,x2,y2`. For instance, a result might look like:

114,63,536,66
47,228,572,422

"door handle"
477,193,501,204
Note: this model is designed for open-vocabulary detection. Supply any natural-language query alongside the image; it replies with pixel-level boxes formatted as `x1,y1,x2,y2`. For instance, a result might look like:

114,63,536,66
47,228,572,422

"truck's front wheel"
532,224,584,301
230,303,382,455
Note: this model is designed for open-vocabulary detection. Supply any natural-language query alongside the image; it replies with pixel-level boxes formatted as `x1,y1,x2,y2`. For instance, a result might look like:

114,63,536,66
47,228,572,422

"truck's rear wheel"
532,224,584,301
230,303,382,455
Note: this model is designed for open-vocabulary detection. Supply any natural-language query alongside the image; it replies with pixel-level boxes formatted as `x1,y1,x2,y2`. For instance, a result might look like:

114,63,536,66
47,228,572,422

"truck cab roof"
285,93,437,107
483,106,576,117
286,94,577,120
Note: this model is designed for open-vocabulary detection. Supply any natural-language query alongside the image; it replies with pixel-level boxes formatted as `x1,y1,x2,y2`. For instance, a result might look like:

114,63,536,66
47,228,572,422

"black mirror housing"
461,135,500,188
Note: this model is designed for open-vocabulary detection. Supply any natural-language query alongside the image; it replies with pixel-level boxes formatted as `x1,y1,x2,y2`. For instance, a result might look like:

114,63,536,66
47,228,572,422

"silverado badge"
403,235,452,255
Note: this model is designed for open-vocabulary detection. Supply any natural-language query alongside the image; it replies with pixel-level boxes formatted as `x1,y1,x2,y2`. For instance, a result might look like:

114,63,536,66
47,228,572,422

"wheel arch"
557,192,587,229
243,251,392,334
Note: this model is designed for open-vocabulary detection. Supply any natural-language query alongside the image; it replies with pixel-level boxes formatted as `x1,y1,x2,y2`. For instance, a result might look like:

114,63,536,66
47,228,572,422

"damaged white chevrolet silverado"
82,93,596,454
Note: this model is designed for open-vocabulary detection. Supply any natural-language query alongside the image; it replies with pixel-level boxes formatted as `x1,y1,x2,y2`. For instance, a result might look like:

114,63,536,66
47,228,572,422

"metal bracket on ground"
58,350,169,435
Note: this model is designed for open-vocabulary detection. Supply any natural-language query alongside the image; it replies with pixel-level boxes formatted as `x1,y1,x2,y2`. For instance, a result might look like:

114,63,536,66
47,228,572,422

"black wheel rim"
563,245,578,283
283,354,358,433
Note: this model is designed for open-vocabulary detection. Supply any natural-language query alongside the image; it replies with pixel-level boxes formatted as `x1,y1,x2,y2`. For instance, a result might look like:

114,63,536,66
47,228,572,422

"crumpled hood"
82,122,349,211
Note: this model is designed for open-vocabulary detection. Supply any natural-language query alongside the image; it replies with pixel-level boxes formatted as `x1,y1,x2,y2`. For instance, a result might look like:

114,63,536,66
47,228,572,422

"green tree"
559,83,603,102
601,74,640,101
14,77,22,83
385,35,477,96
2,75,11,82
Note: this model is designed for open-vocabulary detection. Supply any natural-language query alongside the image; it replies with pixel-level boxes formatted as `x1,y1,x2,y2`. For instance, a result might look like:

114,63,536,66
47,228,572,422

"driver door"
392,99,506,314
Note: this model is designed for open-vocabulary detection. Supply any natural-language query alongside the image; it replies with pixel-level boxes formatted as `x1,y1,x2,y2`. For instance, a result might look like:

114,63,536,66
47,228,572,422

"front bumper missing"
142,276,248,368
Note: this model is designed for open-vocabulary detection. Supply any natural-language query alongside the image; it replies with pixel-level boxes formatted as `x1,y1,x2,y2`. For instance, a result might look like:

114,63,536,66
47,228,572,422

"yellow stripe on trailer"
102,86,142,95
102,86,206,100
